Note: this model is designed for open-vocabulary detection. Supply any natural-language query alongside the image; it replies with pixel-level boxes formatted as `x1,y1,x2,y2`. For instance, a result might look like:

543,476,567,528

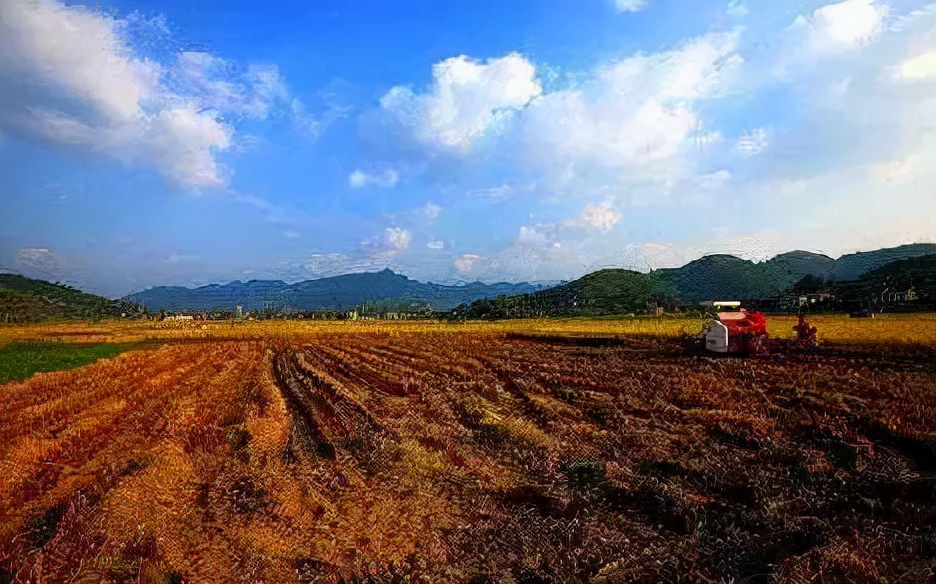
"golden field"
2,312,934,346
1,315,934,583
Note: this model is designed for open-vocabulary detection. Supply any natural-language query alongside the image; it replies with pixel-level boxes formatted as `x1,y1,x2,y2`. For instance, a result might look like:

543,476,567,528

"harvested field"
1,318,934,583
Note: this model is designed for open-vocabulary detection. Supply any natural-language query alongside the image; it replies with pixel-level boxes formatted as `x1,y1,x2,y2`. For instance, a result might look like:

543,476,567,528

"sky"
0,0,934,298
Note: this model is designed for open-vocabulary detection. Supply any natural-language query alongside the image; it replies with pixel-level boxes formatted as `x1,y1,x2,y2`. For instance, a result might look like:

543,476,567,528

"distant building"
163,314,195,322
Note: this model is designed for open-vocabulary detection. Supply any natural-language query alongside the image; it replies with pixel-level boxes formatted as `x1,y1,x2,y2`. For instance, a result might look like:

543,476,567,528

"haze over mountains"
2,244,931,322
121,244,936,313
123,270,549,312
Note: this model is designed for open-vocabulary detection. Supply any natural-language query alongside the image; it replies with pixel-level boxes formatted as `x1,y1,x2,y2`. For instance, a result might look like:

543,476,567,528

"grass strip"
0,340,153,383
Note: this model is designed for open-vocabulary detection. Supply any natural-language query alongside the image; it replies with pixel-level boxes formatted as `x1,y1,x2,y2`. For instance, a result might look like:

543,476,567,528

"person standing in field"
793,314,818,348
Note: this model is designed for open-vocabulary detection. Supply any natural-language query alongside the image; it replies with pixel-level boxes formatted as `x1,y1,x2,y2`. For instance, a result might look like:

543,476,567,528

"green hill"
0,274,138,323
452,269,663,319
833,254,936,312
452,246,935,319
830,243,936,282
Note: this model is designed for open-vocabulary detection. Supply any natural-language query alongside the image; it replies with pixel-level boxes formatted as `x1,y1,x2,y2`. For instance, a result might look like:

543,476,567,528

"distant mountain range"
3,243,933,320
123,269,549,312
126,243,935,313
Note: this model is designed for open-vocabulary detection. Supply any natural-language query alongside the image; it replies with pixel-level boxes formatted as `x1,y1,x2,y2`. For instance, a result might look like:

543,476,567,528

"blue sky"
1,0,934,297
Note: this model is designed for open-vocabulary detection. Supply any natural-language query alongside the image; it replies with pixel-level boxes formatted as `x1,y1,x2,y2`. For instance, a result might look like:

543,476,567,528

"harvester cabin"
702,301,768,354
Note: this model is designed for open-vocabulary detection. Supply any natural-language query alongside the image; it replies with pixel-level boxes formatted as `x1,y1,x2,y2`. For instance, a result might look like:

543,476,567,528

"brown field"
1,316,934,583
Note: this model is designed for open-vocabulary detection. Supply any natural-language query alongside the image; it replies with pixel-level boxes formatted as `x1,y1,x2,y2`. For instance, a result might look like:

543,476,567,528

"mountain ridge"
453,244,936,318
5,244,931,318
125,244,936,312
124,268,551,312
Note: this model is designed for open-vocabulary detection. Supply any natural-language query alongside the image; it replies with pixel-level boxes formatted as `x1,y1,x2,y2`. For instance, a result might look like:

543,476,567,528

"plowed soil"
1,329,934,583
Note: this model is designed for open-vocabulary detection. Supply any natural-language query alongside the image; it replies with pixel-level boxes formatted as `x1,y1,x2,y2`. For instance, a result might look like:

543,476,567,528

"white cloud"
519,30,742,172
734,127,770,156
426,240,445,249
15,247,63,276
454,254,480,272
0,0,313,189
575,203,621,232
349,167,399,188
353,1,936,288
367,31,743,197
895,49,936,80
0,1,227,188
517,224,558,247
420,202,442,219
305,252,390,278
641,242,699,269
381,53,541,151
385,227,412,250
170,54,319,134
789,0,889,55
612,0,648,12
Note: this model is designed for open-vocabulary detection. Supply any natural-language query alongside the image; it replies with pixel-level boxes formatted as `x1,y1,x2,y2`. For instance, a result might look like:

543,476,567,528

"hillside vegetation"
454,246,936,319
833,254,936,311
0,275,138,323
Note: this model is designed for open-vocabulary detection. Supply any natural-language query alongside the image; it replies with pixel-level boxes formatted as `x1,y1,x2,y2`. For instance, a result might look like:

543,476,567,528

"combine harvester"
701,301,769,355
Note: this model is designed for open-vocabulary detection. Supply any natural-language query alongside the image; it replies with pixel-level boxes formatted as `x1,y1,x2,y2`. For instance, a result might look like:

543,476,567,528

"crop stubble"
1,321,934,583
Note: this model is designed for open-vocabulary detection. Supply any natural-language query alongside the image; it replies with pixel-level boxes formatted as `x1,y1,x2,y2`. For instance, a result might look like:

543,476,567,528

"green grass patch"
0,340,153,383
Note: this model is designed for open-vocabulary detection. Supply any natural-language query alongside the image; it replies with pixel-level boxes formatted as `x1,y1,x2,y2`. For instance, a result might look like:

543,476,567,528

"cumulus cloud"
349,167,399,188
426,240,445,249
385,227,412,250
516,224,560,247
0,0,311,189
365,30,743,193
519,30,742,172
789,0,889,55
454,254,480,272
380,53,541,151
894,49,936,80
349,0,936,284
15,247,64,277
575,203,621,232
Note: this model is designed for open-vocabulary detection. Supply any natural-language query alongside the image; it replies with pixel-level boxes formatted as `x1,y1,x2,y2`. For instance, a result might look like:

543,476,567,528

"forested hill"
452,245,936,319
0,274,139,323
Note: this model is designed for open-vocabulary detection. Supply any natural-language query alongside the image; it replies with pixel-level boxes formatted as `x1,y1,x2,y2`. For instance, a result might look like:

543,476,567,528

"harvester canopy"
702,303,769,354
717,310,767,336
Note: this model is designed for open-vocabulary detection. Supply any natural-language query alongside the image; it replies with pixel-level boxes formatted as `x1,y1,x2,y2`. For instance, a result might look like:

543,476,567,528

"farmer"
793,315,818,347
